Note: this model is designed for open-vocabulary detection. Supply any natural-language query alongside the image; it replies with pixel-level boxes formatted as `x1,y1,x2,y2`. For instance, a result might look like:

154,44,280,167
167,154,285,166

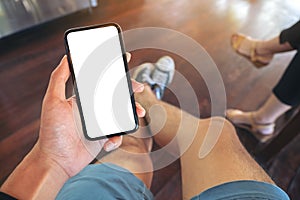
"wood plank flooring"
1,0,300,199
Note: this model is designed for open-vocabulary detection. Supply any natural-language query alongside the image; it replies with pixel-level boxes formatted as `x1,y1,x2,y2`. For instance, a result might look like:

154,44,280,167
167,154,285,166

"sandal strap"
231,33,271,68
231,34,245,51
250,113,275,132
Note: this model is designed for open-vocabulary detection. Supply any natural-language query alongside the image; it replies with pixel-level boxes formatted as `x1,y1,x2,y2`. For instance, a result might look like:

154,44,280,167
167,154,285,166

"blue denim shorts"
56,163,153,200
56,163,289,200
191,180,290,200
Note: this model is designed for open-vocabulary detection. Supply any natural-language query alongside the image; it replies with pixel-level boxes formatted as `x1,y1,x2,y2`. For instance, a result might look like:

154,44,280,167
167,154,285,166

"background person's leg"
256,36,293,55
231,34,293,66
235,20,300,58
231,20,300,67
226,48,300,136
136,85,273,199
226,93,291,135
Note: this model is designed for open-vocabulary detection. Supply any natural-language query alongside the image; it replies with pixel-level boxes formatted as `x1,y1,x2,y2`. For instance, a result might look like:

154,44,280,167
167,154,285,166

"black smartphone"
64,23,138,140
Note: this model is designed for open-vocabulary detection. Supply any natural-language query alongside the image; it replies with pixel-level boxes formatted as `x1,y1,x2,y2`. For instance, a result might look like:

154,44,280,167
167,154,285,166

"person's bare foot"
231,33,274,67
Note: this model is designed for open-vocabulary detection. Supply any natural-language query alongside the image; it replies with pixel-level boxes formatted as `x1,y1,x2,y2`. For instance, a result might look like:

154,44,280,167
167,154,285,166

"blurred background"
0,0,300,199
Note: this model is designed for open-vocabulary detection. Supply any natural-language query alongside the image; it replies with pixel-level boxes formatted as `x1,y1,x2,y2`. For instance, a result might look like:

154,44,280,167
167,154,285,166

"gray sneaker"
152,56,175,99
132,56,175,99
132,63,155,84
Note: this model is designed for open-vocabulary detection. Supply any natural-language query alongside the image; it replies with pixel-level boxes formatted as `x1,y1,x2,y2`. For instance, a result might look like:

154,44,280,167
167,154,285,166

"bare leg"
228,93,291,124
256,36,293,55
97,118,153,188
226,93,291,135
226,47,300,134
136,85,273,199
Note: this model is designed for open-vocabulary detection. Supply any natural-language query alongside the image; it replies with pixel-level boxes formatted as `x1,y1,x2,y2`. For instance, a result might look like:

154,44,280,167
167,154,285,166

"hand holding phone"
65,23,138,140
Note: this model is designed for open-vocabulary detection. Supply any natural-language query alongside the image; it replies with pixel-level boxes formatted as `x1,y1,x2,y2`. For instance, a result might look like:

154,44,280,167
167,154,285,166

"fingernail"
136,103,146,117
104,141,117,152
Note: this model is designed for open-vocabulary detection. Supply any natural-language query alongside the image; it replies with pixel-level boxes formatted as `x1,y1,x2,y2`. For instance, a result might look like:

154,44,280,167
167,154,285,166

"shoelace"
152,69,168,87
142,73,155,85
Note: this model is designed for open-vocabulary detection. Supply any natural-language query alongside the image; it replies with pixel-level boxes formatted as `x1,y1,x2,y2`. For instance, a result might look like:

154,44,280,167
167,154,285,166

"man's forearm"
0,146,69,199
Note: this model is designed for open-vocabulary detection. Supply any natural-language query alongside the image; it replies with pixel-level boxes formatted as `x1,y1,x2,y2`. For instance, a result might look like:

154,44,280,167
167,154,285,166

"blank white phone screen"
66,25,136,139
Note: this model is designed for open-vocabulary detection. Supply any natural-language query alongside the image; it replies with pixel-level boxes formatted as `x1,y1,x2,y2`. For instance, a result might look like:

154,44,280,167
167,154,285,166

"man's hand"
0,54,145,199
37,54,145,177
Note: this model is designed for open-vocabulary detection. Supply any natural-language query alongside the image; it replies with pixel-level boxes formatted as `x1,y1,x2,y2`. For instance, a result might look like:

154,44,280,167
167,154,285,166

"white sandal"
226,109,275,142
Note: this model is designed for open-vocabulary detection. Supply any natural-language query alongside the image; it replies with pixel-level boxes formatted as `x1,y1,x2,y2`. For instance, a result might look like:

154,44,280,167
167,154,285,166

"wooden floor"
1,0,300,199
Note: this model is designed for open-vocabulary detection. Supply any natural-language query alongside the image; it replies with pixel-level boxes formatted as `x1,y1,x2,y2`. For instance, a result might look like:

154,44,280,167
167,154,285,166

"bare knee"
204,117,243,153
216,117,239,142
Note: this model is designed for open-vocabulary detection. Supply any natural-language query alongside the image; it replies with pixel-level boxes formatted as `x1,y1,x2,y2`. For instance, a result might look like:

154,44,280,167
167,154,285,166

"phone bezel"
64,23,139,140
